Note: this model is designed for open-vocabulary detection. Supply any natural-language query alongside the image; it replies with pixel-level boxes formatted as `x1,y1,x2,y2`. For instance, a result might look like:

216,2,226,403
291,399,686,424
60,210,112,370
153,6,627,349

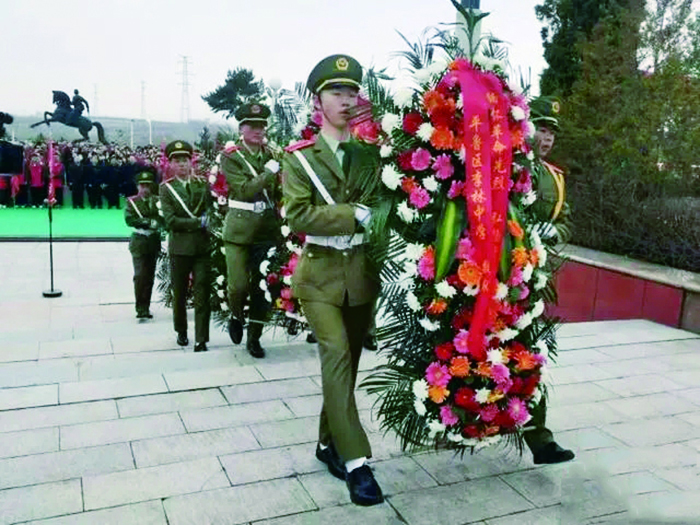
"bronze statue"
31,91,107,144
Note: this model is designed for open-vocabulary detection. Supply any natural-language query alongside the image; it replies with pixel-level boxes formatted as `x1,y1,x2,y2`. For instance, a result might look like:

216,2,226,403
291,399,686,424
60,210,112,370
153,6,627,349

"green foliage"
201,68,265,119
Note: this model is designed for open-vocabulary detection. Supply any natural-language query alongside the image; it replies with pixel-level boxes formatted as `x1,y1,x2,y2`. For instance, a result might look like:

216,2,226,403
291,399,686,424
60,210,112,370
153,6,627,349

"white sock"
345,457,366,472
318,443,328,451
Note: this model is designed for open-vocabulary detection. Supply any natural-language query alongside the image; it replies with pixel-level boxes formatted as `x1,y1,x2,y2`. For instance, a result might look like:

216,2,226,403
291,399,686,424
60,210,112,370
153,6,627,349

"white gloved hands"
264,159,280,174
354,204,372,228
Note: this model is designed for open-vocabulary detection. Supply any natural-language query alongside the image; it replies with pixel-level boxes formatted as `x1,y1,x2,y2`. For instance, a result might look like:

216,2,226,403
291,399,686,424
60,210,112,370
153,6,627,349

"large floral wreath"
360,55,560,452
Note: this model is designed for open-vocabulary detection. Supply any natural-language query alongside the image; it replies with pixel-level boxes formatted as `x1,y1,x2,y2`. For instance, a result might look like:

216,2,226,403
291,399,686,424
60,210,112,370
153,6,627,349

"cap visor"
314,78,361,93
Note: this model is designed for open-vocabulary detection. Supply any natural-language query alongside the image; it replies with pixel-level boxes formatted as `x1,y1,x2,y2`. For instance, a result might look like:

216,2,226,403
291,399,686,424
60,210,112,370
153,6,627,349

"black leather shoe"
346,465,384,506
247,339,265,358
363,335,377,351
228,317,244,345
306,332,317,344
315,443,346,481
146,311,154,319
136,310,147,319
176,332,189,346
194,342,208,353
533,442,575,464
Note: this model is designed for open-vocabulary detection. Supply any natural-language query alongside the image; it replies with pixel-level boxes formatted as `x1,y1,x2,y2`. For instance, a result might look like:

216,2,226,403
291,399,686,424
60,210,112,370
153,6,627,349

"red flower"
401,176,418,194
403,112,424,135
462,425,481,438
451,307,473,331
266,273,279,285
522,375,540,396
435,342,454,361
353,120,380,144
493,410,515,428
454,387,479,412
301,126,317,140
397,150,414,172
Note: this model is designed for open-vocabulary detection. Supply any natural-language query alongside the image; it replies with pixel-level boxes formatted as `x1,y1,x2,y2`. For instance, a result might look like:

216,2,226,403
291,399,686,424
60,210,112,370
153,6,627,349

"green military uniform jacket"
282,135,380,307
221,142,280,245
124,194,162,256
159,176,211,256
533,159,571,244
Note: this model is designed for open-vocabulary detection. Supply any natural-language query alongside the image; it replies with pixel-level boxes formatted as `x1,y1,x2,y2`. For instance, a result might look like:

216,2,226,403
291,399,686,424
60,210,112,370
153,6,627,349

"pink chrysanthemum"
519,286,530,300
425,362,451,388
409,187,431,209
447,180,465,199
440,405,460,426
411,148,432,171
456,236,475,260
491,363,511,386
453,329,470,354
508,266,523,286
417,247,435,280
432,154,454,180
507,397,531,426
514,170,532,193
479,403,499,422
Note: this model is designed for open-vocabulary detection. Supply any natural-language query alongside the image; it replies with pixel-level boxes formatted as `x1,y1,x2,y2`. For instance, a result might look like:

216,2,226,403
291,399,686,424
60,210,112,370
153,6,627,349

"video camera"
0,111,23,174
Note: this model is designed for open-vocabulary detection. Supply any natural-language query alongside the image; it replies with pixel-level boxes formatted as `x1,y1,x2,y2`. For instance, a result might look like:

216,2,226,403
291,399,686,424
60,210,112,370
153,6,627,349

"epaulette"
284,138,316,153
542,161,564,175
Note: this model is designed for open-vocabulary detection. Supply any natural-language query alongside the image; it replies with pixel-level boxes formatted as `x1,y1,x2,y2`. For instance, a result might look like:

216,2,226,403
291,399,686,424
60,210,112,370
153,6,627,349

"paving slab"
21,501,168,525
0,479,83,525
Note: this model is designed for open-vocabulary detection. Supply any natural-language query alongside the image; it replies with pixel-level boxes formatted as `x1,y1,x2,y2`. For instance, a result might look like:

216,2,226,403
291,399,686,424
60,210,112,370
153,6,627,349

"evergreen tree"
201,68,265,119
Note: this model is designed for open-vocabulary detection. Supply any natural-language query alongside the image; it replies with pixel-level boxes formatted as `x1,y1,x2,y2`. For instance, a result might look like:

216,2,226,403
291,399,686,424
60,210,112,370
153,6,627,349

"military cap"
165,140,193,159
306,54,362,94
235,103,271,125
529,96,560,132
136,171,156,185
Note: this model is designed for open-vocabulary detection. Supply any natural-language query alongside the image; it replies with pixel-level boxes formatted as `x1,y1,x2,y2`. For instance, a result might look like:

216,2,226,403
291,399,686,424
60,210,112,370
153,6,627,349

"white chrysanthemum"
535,339,548,356
259,279,267,291
224,141,236,150
414,67,433,84
522,263,534,283
397,201,418,223
535,245,547,267
405,243,425,261
267,247,277,257
220,302,229,311
458,146,467,163
447,432,464,443
259,260,271,275
215,153,222,163
427,420,446,438
487,349,506,365
414,399,427,416
530,229,542,247
380,144,393,158
281,225,291,237
534,271,548,291
413,379,429,400
436,280,457,298
496,327,518,342
156,200,162,209
428,58,448,76
423,176,438,192
208,172,217,183
525,121,536,139
217,289,225,299
416,122,434,142
381,113,400,134
220,246,226,254
526,150,535,161
406,291,422,312
521,191,537,207
217,195,227,206
495,283,509,300
511,106,526,121
279,206,286,219
283,275,292,286
531,300,545,318
419,318,441,332
381,165,402,190
515,312,533,330
475,388,491,404
508,79,523,95
463,284,480,296
285,240,296,252
216,274,225,286
394,87,414,108
403,261,418,280
264,291,272,303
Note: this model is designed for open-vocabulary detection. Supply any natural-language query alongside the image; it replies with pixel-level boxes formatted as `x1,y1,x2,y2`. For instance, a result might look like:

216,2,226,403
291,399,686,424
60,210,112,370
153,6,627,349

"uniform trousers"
301,296,374,462
523,395,553,452
170,254,210,344
224,241,273,342
132,252,158,315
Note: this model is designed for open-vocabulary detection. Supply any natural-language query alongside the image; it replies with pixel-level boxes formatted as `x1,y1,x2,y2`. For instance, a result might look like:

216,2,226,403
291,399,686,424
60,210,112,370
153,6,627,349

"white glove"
354,204,372,227
264,159,280,174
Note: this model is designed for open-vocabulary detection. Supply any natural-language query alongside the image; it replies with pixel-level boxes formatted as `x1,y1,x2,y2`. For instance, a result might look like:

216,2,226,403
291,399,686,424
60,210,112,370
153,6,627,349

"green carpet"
0,207,131,239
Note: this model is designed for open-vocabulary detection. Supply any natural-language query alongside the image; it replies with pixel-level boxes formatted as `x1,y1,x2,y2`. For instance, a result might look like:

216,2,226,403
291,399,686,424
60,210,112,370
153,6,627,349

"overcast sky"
2,0,548,123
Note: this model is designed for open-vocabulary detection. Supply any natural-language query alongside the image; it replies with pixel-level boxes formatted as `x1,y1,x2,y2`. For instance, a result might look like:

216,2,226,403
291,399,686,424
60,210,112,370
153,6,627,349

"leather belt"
306,234,364,250
228,199,270,213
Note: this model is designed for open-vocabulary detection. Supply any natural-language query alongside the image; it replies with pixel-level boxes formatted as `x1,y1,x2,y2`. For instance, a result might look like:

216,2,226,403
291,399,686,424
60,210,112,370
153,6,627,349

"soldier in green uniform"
124,170,162,319
523,97,575,464
282,54,384,506
221,102,281,358
159,140,212,353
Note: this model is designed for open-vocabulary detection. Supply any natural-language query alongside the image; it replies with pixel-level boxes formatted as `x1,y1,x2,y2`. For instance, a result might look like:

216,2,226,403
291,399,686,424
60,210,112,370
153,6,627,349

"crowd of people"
0,142,165,208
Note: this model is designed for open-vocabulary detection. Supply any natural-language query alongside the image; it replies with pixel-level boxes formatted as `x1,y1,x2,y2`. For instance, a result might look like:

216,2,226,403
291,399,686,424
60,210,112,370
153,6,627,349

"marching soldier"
125,170,162,319
282,55,384,506
221,102,281,358
159,140,212,353
524,96,575,465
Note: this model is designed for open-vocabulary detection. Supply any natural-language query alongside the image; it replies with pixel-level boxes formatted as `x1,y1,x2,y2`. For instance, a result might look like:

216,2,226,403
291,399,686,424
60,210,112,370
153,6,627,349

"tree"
640,0,695,71
201,68,265,119
535,0,643,95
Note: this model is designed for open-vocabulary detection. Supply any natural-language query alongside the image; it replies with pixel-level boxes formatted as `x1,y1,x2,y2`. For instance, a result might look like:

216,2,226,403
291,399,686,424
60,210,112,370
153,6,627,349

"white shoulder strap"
165,182,197,219
128,197,143,219
292,150,335,205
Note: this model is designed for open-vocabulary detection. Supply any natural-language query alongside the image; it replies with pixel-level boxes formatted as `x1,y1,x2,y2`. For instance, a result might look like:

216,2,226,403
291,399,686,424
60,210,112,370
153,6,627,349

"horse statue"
31,91,107,144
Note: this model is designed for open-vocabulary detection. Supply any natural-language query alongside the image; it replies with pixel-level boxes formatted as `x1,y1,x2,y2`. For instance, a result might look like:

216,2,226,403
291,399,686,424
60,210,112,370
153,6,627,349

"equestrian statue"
31,90,107,144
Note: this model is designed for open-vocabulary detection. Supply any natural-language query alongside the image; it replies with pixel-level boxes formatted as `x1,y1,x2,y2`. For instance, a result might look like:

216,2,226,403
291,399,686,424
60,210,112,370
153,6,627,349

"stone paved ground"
1,242,700,524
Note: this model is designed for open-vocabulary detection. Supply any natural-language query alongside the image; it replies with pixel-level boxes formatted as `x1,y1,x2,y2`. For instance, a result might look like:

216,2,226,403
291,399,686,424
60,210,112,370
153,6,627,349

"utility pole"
140,81,146,119
178,56,192,123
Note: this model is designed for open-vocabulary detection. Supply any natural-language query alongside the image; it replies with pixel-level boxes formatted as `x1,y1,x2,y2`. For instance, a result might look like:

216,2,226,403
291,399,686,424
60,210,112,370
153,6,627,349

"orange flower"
430,126,455,150
512,246,529,267
513,350,538,371
484,425,500,436
423,90,445,114
529,249,539,267
449,356,471,377
475,362,492,377
507,220,524,240
426,299,448,315
458,261,482,286
511,128,524,148
487,390,505,403
428,385,449,403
